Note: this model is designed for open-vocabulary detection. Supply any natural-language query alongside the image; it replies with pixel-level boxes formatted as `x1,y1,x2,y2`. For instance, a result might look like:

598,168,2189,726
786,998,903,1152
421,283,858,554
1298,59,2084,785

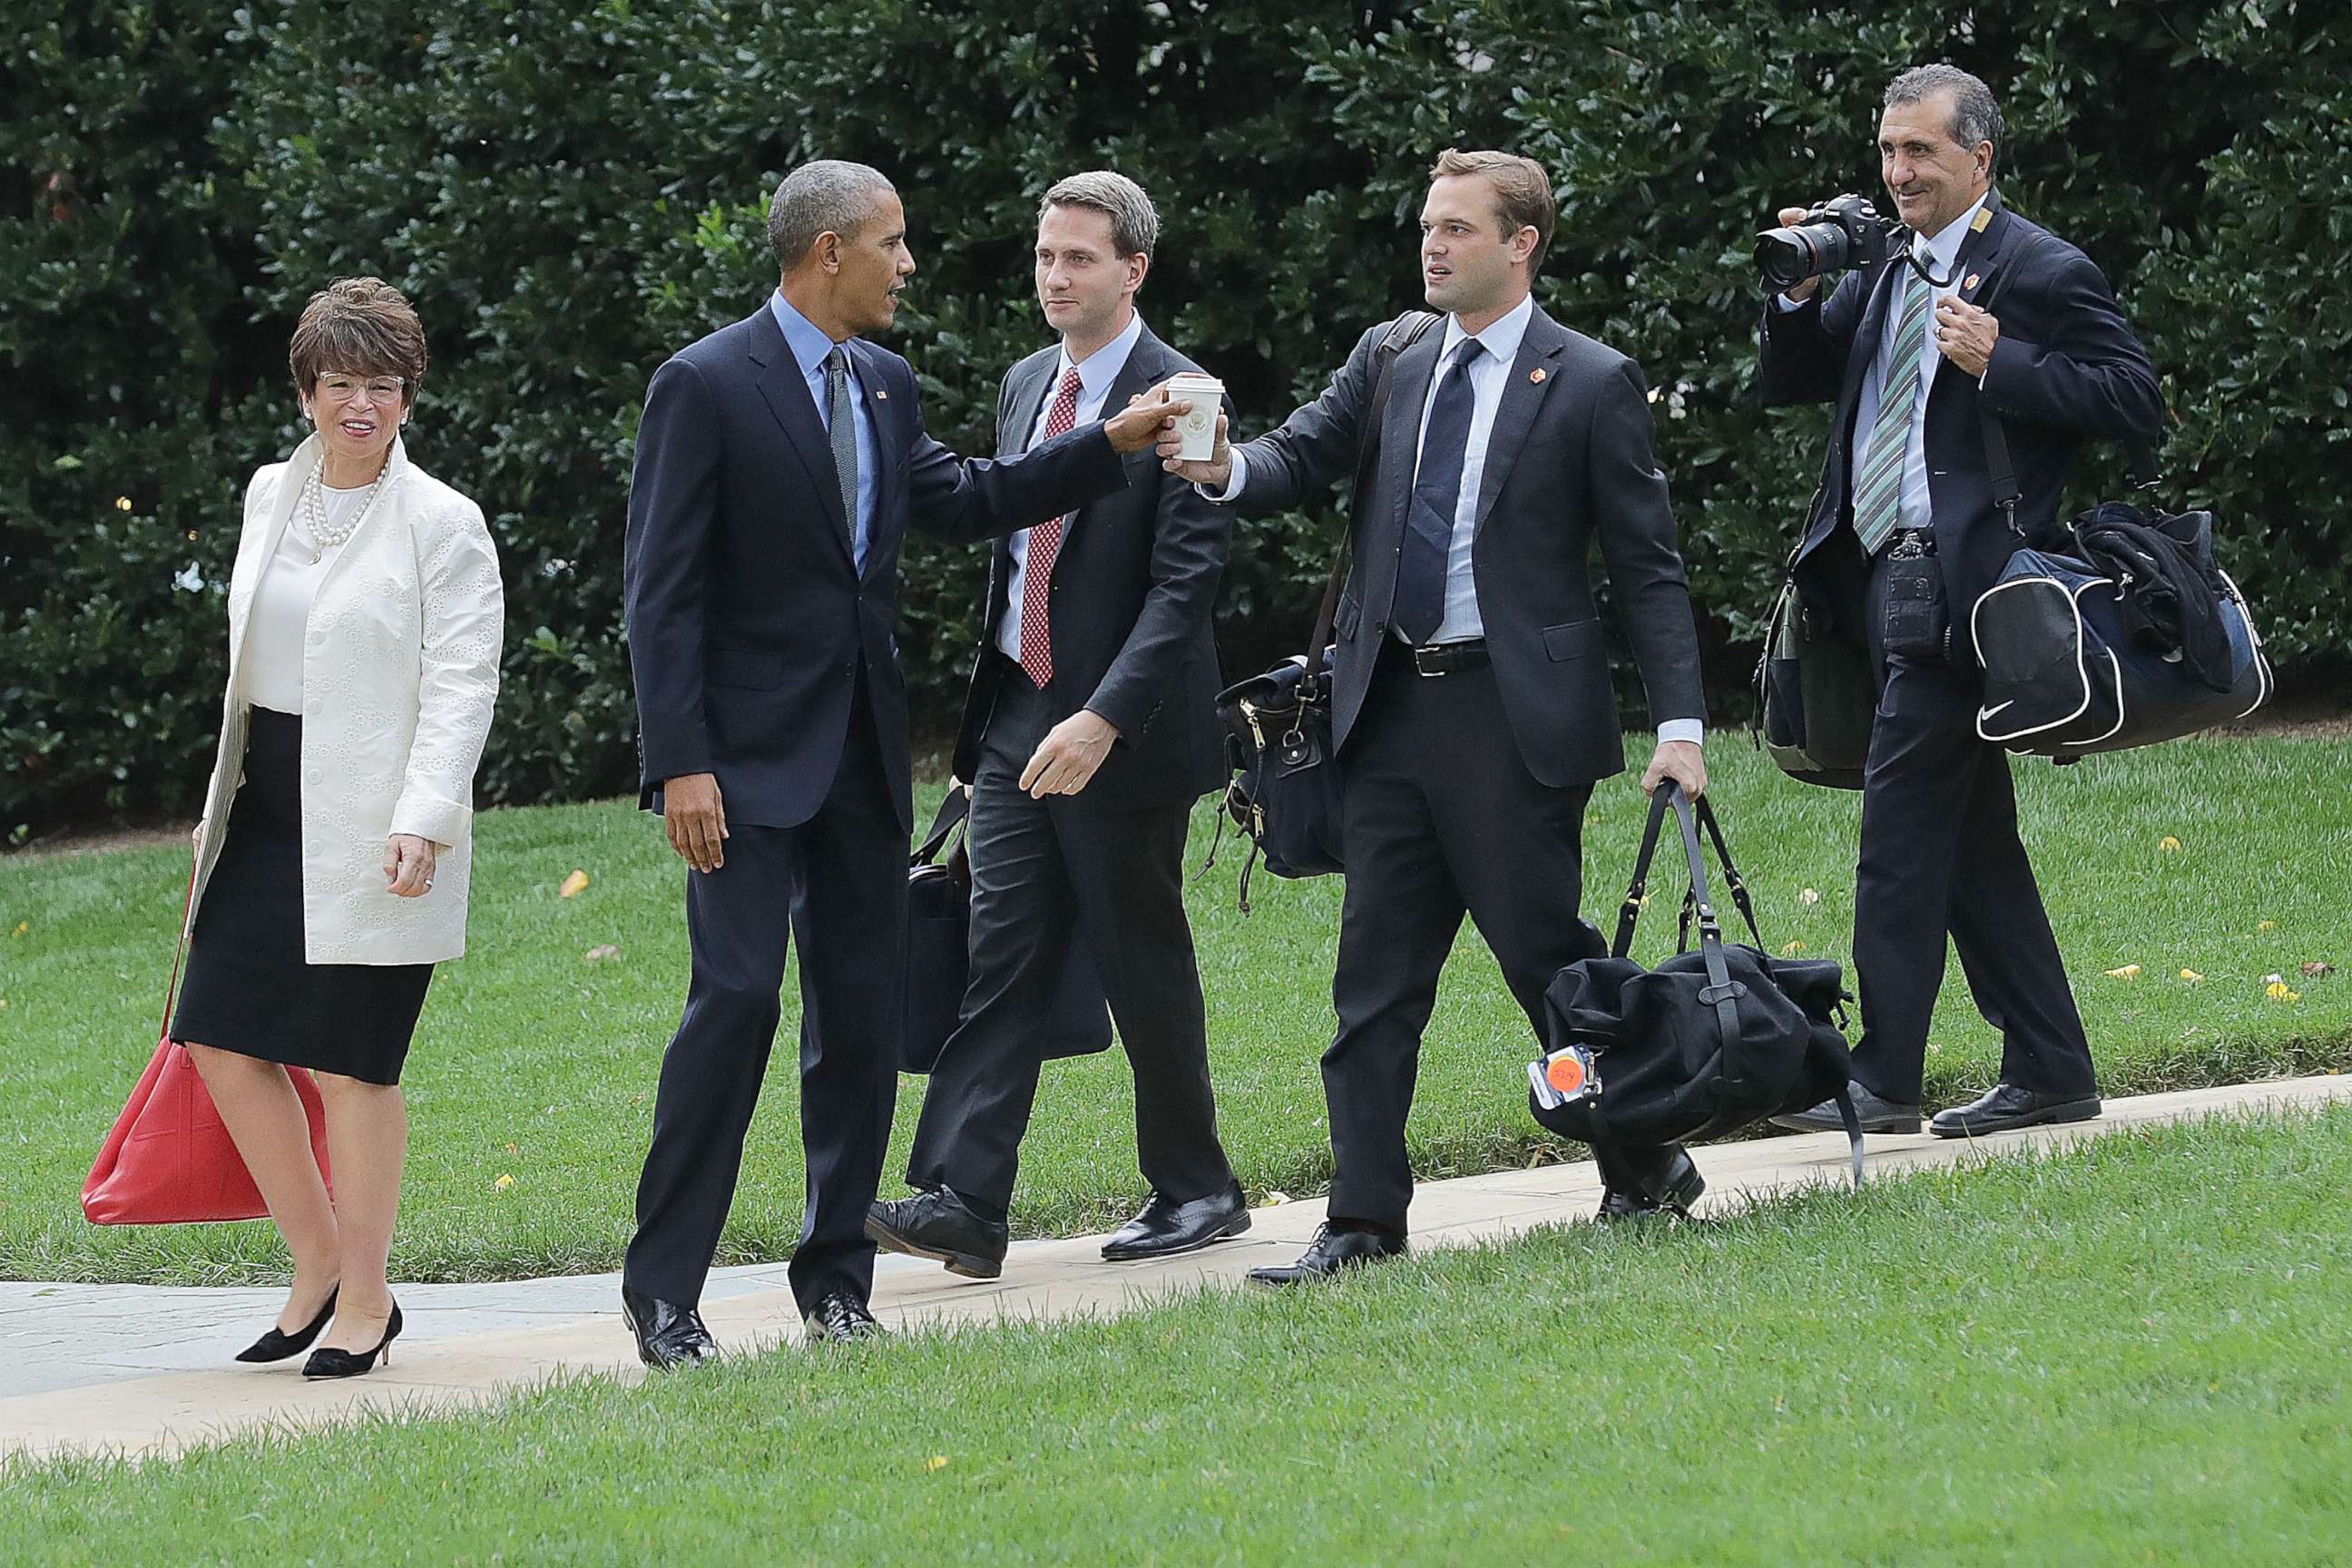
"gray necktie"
824,346,859,564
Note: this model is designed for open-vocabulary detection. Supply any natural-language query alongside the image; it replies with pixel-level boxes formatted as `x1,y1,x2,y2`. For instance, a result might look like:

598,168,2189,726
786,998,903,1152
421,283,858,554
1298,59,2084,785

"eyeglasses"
317,374,407,403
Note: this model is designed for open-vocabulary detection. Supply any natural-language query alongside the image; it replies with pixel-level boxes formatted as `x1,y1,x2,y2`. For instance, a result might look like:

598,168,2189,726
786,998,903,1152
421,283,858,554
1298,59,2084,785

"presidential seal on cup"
1164,372,1225,462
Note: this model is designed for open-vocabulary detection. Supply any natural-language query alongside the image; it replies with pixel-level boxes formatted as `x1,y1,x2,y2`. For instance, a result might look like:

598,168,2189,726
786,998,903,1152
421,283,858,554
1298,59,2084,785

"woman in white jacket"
174,278,502,1379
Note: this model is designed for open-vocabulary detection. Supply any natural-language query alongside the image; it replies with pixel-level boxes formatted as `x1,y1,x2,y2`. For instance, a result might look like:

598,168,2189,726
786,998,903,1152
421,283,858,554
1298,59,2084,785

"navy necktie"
1394,336,1485,645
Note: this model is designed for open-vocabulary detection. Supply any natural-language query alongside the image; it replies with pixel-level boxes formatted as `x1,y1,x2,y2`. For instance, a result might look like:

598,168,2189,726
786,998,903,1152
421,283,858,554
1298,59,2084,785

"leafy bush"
4,0,2342,839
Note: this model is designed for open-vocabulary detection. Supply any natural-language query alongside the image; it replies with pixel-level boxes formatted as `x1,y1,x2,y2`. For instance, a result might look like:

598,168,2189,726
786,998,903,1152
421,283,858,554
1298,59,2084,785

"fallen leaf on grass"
583,944,621,962
494,1173,515,1191
1779,939,1807,956
8,922,26,937
2159,837,2183,853
2258,919,2277,932
2265,982,2303,1003
2104,965,2141,979
2302,962,2337,978
1258,1191,1291,1208
559,869,591,898
2180,969,2204,984
923,1455,949,1474
1798,887,1821,906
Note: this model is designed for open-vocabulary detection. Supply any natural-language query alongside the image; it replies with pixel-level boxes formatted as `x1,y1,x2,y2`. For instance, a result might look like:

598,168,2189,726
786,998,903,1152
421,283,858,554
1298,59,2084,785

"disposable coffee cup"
1165,373,1224,462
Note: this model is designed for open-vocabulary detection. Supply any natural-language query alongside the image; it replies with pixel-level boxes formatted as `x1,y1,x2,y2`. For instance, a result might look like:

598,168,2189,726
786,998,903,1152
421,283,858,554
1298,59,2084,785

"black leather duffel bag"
900,789,1112,1073
1530,787,1864,1186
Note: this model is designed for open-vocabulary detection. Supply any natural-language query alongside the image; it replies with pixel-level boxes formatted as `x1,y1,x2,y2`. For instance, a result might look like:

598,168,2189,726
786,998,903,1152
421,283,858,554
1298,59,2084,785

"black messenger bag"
900,789,1112,1073
1755,571,1875,789
1214,309,1441,906
1530,787,1864,1184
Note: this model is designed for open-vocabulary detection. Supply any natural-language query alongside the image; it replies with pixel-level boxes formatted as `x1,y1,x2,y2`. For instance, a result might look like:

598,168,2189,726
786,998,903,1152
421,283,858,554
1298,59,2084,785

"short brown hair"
289,277,427,407
1429,148,1556,271
1039,171,1159,259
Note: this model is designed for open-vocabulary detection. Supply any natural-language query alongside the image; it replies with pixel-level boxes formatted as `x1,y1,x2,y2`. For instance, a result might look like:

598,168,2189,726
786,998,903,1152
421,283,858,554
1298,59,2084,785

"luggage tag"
1529,1044,1602,1111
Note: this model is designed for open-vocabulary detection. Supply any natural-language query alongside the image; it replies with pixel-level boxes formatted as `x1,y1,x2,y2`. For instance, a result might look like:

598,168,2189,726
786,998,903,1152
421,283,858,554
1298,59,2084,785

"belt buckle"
1412,644,1447,678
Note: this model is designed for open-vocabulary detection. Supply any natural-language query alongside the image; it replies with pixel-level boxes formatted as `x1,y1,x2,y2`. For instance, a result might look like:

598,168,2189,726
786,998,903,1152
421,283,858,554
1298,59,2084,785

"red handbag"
80,858,334,1225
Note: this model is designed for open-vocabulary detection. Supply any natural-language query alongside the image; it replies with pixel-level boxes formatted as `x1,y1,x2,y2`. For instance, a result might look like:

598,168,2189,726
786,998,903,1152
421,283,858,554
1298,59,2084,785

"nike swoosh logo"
1980,701,2015,720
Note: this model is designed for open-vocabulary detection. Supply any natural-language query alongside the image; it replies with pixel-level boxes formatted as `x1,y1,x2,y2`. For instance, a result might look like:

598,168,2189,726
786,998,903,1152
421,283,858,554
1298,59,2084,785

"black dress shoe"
1102,1181,1252,1262
867,1188,1009,1279
301,1300,402,1380
803,1290,886,1344
1929,1082,2102,1139
1595,1148,1706,1220
1770,1080,1923,1135
621,1284,718,1370
1245,1222,1406,1288
236,1284,338,1364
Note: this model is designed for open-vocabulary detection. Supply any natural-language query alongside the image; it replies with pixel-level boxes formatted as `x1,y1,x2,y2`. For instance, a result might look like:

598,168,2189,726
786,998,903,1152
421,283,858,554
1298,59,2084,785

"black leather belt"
1408,637,1489,677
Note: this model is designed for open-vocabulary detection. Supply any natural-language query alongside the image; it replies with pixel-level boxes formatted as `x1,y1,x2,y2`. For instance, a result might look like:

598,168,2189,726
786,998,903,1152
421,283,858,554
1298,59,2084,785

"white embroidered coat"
189,434,504,964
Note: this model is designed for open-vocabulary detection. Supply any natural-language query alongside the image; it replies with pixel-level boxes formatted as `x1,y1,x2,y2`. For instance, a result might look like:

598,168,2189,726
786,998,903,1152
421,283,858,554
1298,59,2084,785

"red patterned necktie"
1016,366,1085,688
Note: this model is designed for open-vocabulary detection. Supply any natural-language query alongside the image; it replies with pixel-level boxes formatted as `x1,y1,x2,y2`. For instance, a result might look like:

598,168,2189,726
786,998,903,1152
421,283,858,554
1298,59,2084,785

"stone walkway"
3,1075,2342,1464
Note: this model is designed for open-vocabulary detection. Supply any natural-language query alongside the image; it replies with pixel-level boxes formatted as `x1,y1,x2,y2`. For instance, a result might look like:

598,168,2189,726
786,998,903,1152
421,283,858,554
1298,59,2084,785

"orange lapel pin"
1529,368,1547,384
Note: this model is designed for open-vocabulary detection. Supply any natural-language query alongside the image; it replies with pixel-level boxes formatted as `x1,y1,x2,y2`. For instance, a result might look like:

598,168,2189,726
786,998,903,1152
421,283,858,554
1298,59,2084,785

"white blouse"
240,482,370,712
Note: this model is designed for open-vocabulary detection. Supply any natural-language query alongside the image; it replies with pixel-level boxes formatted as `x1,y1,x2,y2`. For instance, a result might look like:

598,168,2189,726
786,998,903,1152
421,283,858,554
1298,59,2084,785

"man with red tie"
868,172,1246,1281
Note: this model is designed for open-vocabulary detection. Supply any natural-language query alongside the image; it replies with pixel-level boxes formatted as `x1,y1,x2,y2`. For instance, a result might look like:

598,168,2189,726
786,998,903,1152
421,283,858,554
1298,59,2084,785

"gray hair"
1885,64,2004,172
1038,170,1159,259
768,160,897,270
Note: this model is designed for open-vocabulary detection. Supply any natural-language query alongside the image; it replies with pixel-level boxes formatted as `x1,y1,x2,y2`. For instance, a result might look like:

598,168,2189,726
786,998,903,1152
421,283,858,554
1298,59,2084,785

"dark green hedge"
5,0,2342,838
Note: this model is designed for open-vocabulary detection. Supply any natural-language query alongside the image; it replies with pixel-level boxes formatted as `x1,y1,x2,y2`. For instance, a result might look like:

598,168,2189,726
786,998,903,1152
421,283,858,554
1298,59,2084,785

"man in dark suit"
619,160,1182,1364
1163,149,1712,1283
867,171,1244,1279
1759,66,2161,1141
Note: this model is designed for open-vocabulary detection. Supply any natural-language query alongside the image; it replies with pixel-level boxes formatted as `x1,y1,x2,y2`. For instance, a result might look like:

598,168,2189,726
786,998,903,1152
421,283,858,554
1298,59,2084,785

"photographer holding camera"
1757,65,2161,1139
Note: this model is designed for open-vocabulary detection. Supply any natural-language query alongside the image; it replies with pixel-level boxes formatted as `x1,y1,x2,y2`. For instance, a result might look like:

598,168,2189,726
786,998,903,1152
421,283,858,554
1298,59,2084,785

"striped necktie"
1016,367,1086,688
1852,265,1930,555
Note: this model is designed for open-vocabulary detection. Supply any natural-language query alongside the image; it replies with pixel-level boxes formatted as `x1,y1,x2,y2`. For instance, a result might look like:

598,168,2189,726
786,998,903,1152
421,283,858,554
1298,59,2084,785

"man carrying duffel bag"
1754,65,2162,1140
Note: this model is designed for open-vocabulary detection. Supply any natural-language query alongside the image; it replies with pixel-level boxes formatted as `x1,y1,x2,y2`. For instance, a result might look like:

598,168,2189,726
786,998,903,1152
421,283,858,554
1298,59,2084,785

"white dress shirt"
995,309,1146,663
1779,193,1989,537
1216,299,1701,747
240,483,368,712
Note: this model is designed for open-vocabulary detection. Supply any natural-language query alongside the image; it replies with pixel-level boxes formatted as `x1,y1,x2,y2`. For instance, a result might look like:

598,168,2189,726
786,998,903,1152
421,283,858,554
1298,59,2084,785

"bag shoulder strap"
1975,229,2159,523
1304,310,1445,662
911,788,970,866
159,853,199,1044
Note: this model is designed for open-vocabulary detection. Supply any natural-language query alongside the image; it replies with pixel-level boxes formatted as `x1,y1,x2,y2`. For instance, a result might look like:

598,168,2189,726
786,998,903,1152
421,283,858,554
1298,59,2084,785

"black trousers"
1326,642,1676,1232
906,662,1232,1216
623,680,902,1313
1850,547,2098,1104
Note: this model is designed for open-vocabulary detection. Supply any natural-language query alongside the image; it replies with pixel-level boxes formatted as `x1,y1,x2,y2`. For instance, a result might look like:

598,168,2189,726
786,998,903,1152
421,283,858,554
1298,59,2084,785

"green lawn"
4,1105,2346,1565
1,734,2345,1284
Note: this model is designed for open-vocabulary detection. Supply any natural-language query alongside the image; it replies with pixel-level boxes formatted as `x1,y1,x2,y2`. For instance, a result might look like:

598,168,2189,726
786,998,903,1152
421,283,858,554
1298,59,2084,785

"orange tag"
1544,1053,1587,1095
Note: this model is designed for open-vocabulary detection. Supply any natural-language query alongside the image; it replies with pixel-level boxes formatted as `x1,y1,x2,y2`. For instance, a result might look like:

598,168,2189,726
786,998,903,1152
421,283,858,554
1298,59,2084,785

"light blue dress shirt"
996,310,1147,663
769,290,880,570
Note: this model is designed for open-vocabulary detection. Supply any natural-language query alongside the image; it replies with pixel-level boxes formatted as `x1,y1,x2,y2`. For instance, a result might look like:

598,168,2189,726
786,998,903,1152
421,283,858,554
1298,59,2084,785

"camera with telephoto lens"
1755,193,1901,290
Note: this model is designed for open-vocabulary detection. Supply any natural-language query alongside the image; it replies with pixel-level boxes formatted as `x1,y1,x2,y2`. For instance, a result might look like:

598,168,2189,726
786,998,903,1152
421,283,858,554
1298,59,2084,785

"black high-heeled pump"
301,1300,403,1380
235,1285,339,1365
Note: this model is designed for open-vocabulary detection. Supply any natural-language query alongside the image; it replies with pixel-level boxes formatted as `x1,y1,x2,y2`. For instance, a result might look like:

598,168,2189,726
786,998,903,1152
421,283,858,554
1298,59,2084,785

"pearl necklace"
299,459,386,565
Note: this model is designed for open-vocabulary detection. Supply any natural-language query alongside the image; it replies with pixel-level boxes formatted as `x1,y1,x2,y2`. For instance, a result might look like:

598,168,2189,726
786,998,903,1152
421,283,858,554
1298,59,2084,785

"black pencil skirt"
170,707,433,1086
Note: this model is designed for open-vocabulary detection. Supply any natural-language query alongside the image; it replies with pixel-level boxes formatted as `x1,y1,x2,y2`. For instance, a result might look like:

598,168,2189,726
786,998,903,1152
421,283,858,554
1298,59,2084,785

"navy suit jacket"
1759,193,2161,626
624,304,1128,833
951,324,1231,808
1229,305,1706,789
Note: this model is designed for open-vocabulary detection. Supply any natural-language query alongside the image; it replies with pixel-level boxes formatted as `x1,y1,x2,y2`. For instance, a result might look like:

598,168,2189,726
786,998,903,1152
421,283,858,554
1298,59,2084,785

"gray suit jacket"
1230,304,1706,787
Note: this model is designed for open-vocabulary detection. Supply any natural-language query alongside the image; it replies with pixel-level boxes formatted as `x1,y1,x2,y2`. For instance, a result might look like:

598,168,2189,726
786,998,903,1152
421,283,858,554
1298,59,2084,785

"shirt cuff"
1656,720,1705,747
1770,291,1812,313
1195,448,1249,504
